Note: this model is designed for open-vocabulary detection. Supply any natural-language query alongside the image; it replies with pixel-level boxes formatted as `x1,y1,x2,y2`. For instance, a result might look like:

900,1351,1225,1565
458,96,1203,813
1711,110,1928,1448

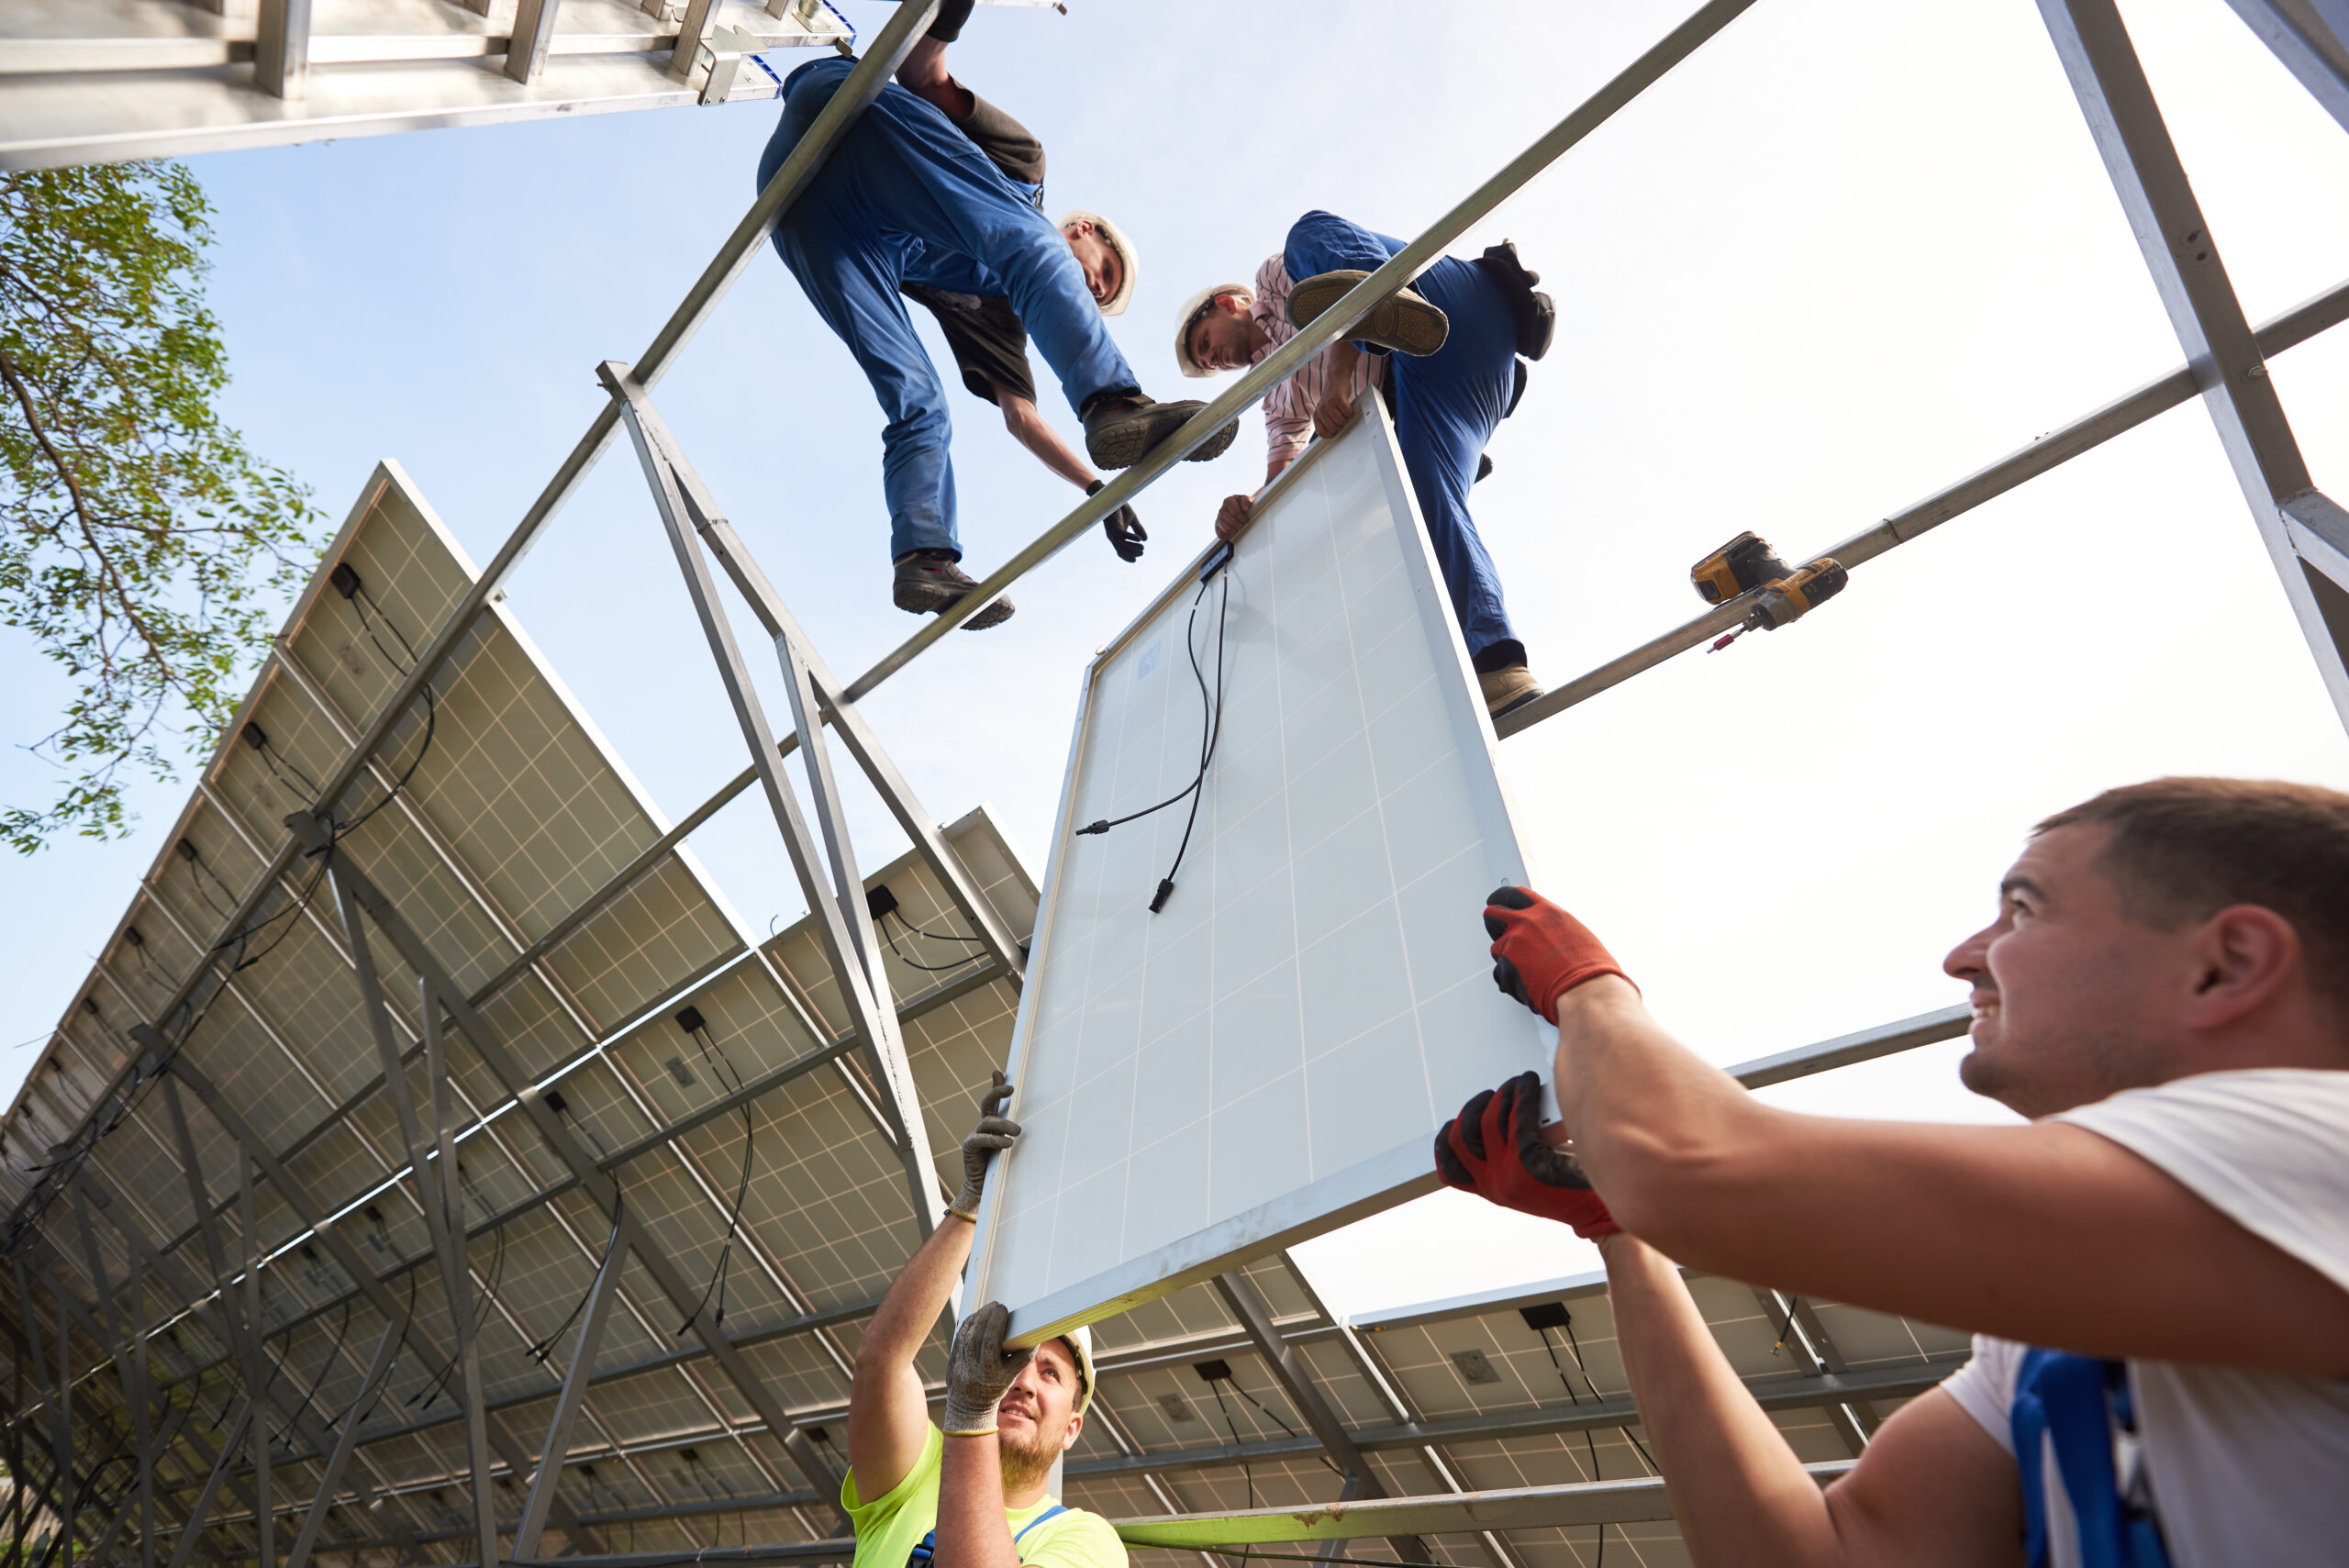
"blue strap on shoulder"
908,1502,1069,1568
2010,1349,2174,1568
1015,1504,1070,1548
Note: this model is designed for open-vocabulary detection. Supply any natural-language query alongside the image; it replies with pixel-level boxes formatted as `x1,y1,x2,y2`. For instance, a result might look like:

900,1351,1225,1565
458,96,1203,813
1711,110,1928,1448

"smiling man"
1436,777,2349,1565
758,5,1233,630
845,1074,1119,1568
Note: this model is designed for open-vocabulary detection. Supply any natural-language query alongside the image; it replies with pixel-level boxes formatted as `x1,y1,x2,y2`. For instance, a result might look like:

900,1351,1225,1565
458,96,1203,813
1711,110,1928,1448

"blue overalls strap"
1014,1504,1070,1551
908,1504,1069,1568
2009,1349,2174,1568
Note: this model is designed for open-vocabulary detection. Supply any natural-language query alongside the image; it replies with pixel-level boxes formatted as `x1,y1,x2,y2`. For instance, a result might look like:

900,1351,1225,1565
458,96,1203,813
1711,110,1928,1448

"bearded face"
992,1338,1084,1492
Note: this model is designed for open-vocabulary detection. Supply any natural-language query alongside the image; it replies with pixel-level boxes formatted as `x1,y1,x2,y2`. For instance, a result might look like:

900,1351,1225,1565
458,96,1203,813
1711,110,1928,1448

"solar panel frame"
969,405,1557,1349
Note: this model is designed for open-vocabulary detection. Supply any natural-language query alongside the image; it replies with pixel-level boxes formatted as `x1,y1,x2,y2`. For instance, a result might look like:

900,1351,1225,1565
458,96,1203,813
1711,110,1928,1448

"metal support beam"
1112,1470,1856,1548
602,363,946,1239
511,1225,622,1559
1745,1288,1868,1454
282,1319,400,1568
251,0,310,98
153,1042,603,1553
1276,1256,1520,1568
634,425,1027,988
1066,1357,1960,1484
11,1263,74,1568
505,0,565,83
165,1403,253,1568
2040,0,2349,731
327,866,494,1553
65,1186,156,1568
417,982,500,1568
1491,274,2349,739
234,1152,273,1568
278,817,848,1529
2224,0,2349,136
1210,1273,1429,1564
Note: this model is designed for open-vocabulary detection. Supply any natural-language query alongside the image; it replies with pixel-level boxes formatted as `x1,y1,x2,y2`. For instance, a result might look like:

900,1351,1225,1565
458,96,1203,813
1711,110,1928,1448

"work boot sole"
1084,404,1241,471
894,574,1017,630
1287,271,1451,357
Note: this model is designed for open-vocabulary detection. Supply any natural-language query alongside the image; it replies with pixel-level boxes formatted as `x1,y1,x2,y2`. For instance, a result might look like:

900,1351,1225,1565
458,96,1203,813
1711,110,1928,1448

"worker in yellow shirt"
844,1073,1124,1568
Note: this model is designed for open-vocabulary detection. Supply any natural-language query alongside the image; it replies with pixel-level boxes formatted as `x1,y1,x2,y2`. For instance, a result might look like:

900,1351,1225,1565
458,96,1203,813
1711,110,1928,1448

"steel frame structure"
5,0,2347,1563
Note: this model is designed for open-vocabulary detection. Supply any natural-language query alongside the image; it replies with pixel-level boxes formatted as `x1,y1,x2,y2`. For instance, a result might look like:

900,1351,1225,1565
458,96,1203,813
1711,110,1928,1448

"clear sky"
4,0,2347,1316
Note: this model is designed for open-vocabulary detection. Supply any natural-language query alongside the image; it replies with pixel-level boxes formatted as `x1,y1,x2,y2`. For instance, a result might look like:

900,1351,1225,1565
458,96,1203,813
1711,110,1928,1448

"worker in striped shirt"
1176,211,1554,719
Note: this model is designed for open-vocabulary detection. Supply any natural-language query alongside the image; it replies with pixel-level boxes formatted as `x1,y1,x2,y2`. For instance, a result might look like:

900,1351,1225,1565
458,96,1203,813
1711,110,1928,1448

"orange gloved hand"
1433,1072,1619,1239
1483,885,1634,1025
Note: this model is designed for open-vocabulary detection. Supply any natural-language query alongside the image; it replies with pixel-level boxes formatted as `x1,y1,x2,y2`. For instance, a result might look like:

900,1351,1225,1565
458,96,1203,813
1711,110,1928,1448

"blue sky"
6,0,2349,1310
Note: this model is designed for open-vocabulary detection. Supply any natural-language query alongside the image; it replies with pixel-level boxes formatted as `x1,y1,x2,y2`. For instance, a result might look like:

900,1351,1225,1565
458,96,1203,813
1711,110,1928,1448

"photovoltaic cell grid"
974,406,1554,1344
0,456,1969,1568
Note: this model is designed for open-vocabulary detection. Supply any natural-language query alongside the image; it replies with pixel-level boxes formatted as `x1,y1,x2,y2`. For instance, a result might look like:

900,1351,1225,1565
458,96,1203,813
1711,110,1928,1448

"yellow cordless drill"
1689,530,1849,651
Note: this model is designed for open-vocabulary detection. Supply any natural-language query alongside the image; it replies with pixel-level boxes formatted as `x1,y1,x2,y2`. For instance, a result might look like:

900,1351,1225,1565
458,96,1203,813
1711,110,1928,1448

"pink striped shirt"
1249,252,1386,476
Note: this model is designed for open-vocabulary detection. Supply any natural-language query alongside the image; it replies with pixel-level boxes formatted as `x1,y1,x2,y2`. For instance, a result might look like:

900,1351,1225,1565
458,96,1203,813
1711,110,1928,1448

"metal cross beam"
144,1032,603,1552
509,1220,623,1559
2223,0,2349,135
602,362,948,1240
1277,1257,1522,1568
1210,1272,1430,1563
323,867,499,1568
275,819,850,1529
2040,0,2349,732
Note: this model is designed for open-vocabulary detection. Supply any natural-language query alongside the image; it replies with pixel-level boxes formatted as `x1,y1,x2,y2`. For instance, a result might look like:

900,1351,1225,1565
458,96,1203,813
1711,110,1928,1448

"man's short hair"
2037,777,2349,1006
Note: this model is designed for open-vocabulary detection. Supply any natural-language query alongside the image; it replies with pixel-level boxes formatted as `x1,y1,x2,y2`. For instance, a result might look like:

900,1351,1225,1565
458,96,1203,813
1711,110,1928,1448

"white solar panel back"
972,403,1554,1345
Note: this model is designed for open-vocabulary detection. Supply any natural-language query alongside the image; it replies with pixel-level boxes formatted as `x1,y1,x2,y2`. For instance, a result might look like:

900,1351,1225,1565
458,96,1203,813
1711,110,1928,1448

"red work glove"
1484,885,1634,1025
1433,1072,1619,1239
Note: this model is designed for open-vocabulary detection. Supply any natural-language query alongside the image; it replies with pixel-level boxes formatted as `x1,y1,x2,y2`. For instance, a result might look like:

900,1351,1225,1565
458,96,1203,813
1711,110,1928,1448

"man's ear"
2184,904,2303,1030
1060,1409,1084,1454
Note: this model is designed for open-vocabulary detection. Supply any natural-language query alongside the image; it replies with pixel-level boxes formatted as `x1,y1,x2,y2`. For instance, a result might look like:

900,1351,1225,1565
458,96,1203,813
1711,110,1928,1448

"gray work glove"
950,1071,1019,1221
942,1300,1032,1435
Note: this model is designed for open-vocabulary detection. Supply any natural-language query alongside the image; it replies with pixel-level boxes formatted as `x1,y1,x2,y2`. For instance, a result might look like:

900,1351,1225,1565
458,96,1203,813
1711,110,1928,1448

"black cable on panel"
879,909,977,973
1224,1374,1340,1478
329,565,439,840
672,1006,756,1336
280,1298,354,1437
1072,546,1234,914
1200,1370,1257,1568
1771,1294,1804,1357
527,1180,622,1369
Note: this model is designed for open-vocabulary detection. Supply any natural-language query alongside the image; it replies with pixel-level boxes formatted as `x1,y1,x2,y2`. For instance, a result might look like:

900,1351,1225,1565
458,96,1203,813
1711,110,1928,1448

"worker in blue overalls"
1182,210,1553,717
760,3,1235,630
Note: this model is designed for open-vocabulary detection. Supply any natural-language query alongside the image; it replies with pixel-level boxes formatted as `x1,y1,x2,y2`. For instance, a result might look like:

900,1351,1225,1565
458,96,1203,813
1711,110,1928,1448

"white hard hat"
1058,210,1138,317
1049,1324,1096,1415
1174,282,1256,378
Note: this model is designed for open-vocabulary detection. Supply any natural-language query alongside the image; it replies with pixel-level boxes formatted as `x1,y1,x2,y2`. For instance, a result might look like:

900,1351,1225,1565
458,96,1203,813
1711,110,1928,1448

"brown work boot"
893,551,1015,629
1081,392,1241,470
1478,663,1542,719
1287,271,1450,357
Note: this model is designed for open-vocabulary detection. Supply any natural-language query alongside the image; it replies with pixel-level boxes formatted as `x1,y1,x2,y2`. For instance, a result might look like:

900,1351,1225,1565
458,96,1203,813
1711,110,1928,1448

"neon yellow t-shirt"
843,1425,1126,1568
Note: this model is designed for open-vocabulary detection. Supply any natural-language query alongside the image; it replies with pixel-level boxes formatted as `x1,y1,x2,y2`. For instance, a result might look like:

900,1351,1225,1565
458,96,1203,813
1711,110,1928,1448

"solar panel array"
0,462,1969,1567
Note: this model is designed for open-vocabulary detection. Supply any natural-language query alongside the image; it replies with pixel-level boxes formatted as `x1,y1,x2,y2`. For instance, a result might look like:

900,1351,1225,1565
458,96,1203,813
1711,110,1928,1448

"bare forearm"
1001,395,1097,490
1601,1234,1841,1566
850,1218,973,1489
940,1434,1019,1568
1326,339,1363,387
1551,979,1778,1250
865,1216,973,1365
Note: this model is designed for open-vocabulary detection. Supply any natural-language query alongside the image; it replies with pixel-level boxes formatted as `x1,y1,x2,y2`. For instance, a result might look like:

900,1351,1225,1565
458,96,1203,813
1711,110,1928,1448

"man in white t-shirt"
1432,777,2349,1565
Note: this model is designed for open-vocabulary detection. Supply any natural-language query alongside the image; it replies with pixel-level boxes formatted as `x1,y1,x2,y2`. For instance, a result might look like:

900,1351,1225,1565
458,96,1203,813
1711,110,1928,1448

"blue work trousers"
1285,211,1521,661
760,58,1139,561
